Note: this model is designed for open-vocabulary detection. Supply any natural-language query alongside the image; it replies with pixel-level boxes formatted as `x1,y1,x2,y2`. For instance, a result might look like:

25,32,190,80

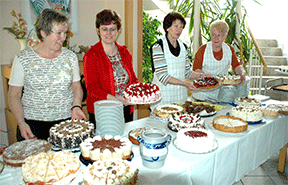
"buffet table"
0,99,287,185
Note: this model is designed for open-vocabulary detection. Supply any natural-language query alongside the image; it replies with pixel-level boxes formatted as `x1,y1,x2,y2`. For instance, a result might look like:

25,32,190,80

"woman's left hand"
72,108,87,121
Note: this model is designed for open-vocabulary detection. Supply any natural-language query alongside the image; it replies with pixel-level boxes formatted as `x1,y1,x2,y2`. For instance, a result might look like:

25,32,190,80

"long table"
0,100,287,185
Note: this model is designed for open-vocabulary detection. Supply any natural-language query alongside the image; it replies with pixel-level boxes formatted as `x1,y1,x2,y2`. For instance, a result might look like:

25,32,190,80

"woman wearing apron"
192,20,246,102
150,12,210,110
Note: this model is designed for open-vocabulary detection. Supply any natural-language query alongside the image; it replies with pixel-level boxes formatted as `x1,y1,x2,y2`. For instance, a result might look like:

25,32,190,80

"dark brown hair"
95,9,121,30
163,12,186,35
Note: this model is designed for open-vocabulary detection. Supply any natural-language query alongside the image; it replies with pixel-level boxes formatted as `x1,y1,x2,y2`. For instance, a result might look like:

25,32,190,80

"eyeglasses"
51,30,68,37
100,27,117,33
211,33,225,38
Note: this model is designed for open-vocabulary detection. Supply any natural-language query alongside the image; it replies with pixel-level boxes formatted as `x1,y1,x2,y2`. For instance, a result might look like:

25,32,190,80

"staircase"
251,39,288,100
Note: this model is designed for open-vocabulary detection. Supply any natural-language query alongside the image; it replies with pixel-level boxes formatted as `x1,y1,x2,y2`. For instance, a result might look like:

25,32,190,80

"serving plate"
173,138,218,154
127,95,162,105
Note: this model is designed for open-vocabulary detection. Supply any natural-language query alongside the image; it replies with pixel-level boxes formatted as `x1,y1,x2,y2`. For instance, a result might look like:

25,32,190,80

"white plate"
173,138,218,154
199,110,217,117
207,123,249,136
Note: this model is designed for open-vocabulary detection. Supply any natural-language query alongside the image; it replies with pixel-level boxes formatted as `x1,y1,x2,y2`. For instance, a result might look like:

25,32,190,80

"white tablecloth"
0,100,287,185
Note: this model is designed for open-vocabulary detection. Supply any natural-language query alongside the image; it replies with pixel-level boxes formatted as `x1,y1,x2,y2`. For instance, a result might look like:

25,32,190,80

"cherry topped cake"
193,77,219,89
124,82,161,104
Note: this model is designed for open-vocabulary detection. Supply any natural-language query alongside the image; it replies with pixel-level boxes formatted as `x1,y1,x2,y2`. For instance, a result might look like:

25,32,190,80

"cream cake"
153,103,186,119
212,115,248,133
174,128,216,153
49,119,95,149
82,158,139,185
216,75,241,85
2,139,51,167
124,82,161,104
230,105,263,122
22,151,80,185
168,112,205,132
80,135,133,162
234,97,262,107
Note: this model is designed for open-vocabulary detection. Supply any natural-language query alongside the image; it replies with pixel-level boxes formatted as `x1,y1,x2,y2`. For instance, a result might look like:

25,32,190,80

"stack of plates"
94,100,124,137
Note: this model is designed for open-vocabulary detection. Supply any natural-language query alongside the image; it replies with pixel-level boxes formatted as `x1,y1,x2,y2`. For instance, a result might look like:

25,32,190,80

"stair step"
263,56,287,65
260,47,283,56
256,39,278,47
247,65,288,76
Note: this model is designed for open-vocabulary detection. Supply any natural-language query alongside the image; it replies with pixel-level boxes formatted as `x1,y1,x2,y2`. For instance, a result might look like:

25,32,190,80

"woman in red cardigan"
83,9,139,125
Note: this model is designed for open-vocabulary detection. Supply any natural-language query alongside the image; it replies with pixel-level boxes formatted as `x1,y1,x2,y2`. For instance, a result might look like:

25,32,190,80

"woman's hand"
201,73,213,79
118,96,133,106
18,122,36,140
72,107,87,121
184,81,199,91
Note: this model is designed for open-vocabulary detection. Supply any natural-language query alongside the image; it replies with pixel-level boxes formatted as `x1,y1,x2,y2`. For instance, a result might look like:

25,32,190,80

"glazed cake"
80,135,133,162
153,103,186,119
168,112,205,132
212,115,248,133
124,82,161,104
174,128,216,153
184,101,216,114
83,158,139,185
49,119,95,149
22,151,80,185
216,75,241,85
193,77,219,89
230,105,263,122
2,139,51,167
234,97,262,107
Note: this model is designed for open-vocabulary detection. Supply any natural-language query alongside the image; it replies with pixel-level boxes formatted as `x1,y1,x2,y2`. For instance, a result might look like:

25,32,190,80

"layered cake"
153,103,185,119
2,139,51,167
80,135,133,162
230,105,263,122
168,112,205,132
212,115,248,133
216,75,241,85
193,77,219,89
279,66,288,73
234,97,262,107
128,127,158,145
49,119,95,149
22,151,80,184
261,104,288,117
124,82,161,104
184,101,216,115
83,158,139,185
174,128,216,153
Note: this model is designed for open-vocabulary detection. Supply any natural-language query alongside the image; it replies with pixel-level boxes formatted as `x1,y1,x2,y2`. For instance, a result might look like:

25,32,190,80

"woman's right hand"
18,122,36,140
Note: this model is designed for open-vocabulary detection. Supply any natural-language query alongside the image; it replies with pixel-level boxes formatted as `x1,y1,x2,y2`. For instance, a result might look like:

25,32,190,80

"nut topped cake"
2,139,51,167
49,119,95,149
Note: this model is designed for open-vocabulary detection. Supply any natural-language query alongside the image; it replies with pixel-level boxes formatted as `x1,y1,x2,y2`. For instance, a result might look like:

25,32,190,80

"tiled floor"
233,152,288,185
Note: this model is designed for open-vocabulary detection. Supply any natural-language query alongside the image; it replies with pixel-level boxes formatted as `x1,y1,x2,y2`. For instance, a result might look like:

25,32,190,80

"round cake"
212,115,248,133
279,66,288,73
22,151,80,184
216,75,241,85
128,127,158,145
193,77,219,89
82,158,139,185
2,139,51,167
234,97,262,107
230,105,263,122
174,128,216,153
80,135,133,162
168,112,205,132
261,104,279,117
49,119,95,149
184,101,216,115
124,82,161,104
153,103,186,119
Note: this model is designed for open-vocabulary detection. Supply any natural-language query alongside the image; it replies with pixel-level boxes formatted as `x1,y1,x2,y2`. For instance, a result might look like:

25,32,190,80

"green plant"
168,0,261,74
142,12,163,83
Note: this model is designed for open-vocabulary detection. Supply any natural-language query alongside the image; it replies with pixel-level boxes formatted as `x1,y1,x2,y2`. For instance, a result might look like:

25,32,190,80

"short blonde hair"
210,20,229,35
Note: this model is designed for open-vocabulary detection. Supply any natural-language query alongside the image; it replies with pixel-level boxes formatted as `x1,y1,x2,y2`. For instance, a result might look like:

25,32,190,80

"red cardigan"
83,41,139,113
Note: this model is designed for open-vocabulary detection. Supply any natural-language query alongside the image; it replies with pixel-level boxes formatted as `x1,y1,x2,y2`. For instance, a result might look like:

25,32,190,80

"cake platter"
226,112,266,125
196,84,221,92
47,137,81,153
172,138,218,154
198,110,217,117
207,123,249,136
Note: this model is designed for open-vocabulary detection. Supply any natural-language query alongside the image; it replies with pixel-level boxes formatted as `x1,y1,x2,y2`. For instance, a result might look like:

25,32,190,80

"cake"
124,82,161,104
128,127,158,145
275,85,288,90
80,135,133,162
82,158,139,185
193,77,219,89
168,112,205,132
174,128,216,153
216,75,241,85
279,66,288,73
22,151,80,184
49,119,95,149
153,103,185,119
230,105,263,122
234,97,262,107
2,139,51,167
261,104,280,117
212,115,248,133
277,104,288,115
184,101,216,115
